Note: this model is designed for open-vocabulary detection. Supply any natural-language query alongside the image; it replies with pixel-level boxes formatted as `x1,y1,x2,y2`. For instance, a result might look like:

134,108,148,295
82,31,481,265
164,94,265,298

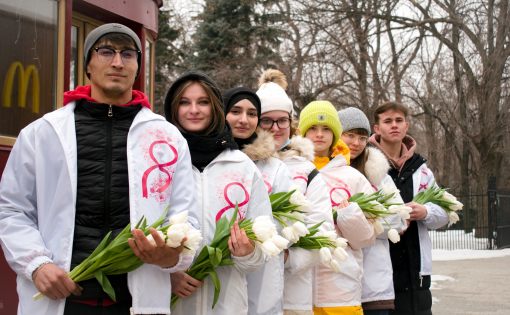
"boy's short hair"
373,101,409,123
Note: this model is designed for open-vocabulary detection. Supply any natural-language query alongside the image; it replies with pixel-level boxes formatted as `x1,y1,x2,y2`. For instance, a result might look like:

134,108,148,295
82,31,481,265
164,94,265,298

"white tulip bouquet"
292,223,349,272
171,206,283,309
33,210,201,301
413,185,463,227
270,189,311,243
270,189,348,271
332,189,410,244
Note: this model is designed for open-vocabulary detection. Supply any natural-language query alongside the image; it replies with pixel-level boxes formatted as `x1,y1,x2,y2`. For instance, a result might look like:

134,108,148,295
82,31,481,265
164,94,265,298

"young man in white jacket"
0,23,197,315
369,101,449,315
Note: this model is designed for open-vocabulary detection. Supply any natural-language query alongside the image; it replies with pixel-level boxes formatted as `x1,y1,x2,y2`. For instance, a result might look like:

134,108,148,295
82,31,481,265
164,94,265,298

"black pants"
64,299,131,315
391,275,432,315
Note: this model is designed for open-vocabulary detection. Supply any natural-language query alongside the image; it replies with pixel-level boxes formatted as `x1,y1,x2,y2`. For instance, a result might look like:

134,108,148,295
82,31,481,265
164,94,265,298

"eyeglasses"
94,47,140,63
343,132,368,144
259,117,291,129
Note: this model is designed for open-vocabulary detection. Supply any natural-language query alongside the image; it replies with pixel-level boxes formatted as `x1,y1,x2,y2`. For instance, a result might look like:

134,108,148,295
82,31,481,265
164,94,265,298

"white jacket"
313,154,376,307
360,147,406,304
412,163,449,276
0,103,198,315
171,149,272,315
276,136,335,311
243,130,293,315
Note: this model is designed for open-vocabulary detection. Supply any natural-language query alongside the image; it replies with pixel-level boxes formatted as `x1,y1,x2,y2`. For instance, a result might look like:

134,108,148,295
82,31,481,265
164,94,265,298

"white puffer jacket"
276,136,335,311
360,147,406,304
0,104,198,315
313,154,376,307
243,130,293,315
171,149,272,315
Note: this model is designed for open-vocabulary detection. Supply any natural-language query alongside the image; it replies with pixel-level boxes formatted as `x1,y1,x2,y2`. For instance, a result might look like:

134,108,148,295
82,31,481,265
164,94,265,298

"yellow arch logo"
2,61,40,114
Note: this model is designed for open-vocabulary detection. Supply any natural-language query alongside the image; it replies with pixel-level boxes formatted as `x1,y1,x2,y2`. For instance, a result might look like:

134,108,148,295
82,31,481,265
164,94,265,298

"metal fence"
431,178,510,250
431,191,492,250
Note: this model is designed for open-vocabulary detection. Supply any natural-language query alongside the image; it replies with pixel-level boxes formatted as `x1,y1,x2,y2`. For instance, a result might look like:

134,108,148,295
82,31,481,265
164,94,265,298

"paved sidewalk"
431,256,510,314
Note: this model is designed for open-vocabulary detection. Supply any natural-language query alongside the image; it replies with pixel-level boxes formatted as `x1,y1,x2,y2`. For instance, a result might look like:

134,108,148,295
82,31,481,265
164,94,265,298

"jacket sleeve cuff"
232,243,265,273
26,256,53,281
160,253,192,273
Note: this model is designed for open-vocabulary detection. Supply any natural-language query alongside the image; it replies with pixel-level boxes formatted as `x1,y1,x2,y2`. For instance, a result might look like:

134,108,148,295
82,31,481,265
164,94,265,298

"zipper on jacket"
419,274,423,287
103,106,113,234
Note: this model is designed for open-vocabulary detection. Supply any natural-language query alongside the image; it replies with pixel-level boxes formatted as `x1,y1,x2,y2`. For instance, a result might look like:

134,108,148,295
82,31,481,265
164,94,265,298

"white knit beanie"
257,82,294,114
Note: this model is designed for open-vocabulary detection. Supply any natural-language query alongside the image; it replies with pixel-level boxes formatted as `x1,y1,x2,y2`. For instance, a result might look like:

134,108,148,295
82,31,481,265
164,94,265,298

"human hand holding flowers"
406,202,428,221
171,207,284,308
413,184,463,226
171,271,203,298
128,227,184,268
332,190,409,244
32,263,82,300
33,210,201,302
228,220,255,257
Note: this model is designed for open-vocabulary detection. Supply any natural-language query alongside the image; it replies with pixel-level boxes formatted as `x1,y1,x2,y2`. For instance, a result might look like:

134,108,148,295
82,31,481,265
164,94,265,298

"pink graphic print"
293,175,308,185
419,168,429,191
329,187,352,206
215,182,250,222
328,178,351,206
142,140,178,199
264,180,272,194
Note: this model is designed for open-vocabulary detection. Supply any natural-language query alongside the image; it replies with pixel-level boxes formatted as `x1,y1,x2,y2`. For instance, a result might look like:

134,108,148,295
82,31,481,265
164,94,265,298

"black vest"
69,100,141,302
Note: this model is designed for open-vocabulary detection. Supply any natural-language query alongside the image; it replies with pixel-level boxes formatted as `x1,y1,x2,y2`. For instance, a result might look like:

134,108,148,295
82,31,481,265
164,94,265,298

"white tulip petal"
169,211,189,225
282,226,300,243
271,234,290,250
333,247,348,261
261,240,281,256
292,221,309,237
388,229,400,243
373,221,384,235
319,247,332,264
253,216,277,242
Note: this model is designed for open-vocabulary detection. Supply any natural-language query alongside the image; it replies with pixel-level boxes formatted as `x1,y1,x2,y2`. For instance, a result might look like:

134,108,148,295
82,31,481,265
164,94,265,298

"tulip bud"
319,247,332,264
329,258,342,273
169,211,189,225
282,226,299,243
373,221,384,235
448,211,460,226
388,229,400,243
271,234,290,251
292,221,309,237
252,216,277,242
333,247,348,261
335,237,348,248
261,240,281,256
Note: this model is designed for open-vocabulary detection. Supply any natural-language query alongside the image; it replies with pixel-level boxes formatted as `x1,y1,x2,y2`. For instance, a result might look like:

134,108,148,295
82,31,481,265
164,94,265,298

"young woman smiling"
164,72,273,315
224,87,292,315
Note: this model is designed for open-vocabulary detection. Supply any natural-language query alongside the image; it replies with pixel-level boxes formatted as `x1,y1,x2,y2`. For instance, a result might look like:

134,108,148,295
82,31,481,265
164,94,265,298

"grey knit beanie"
84,23,142,77
337,107,371,134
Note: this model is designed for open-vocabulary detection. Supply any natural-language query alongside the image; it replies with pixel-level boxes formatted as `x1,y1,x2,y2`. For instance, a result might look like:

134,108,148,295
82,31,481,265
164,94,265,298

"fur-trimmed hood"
241,129,276,162
276,135,315,161
364,146,391,185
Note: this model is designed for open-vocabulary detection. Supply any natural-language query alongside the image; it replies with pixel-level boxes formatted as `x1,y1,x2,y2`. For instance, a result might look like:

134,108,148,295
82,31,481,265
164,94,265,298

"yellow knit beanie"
298,100,343,146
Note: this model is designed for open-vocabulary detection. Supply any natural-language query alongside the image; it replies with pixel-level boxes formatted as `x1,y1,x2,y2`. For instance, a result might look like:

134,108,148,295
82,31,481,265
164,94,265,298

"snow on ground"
433,248,510,261
430,228,510,260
